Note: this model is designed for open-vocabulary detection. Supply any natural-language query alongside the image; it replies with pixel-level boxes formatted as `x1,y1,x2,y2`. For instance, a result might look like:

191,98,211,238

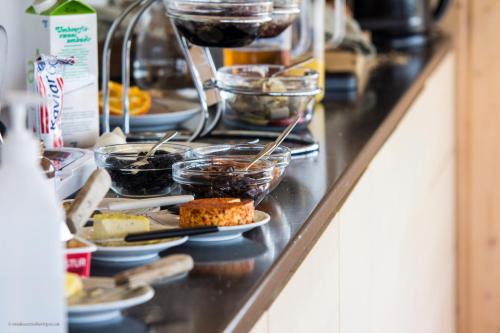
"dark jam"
106,150,185,197
258,13,298,38
173,19,262,47
178,163,271,204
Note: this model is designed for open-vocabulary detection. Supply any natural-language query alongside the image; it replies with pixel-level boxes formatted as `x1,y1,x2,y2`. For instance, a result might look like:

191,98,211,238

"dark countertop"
70,38,451,333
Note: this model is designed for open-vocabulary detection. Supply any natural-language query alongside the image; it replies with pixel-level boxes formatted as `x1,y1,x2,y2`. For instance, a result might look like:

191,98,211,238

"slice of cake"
92,213,150,240
179,198,254,228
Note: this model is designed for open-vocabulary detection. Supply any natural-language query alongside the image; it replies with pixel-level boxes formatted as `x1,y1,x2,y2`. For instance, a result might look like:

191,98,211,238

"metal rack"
100,0,222,141
99,0,337,155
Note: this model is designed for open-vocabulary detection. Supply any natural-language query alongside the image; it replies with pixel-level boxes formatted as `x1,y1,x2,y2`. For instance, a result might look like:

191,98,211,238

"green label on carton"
26,0,96,15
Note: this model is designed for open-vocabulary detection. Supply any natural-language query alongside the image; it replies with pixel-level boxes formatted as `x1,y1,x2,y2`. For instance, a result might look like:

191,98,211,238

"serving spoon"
268,56,314,79
129,130,178,169
244,114,301,171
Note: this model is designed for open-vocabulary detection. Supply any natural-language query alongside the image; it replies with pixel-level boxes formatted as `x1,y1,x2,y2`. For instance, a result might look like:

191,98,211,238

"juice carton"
25,0,99,147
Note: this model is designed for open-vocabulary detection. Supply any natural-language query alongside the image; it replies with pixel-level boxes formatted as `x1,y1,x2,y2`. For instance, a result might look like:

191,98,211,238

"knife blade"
97,195,194,211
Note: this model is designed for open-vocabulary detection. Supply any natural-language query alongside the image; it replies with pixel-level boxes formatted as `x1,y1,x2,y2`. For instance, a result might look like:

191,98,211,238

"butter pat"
65,273,83,298
92,213,150,240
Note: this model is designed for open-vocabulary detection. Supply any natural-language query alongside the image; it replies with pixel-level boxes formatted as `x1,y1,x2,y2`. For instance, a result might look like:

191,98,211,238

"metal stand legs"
101,0,222,141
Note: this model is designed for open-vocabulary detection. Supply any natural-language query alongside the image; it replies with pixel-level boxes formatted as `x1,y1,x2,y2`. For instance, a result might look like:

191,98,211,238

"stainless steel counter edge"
226,38,453,333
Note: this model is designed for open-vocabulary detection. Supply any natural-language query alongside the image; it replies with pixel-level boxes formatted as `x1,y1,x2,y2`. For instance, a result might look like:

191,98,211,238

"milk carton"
25,0,99,147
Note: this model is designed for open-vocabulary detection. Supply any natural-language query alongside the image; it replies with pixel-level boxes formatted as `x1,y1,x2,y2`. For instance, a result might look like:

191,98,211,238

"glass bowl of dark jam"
172,157,274,205
259,0,300,38
192,144,291,192
95,143,192,198
216,64,320,129
164,0,273,47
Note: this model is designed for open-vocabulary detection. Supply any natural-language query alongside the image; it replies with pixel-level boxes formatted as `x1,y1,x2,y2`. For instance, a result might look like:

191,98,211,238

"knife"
66,169,112,233
68,254,194,305
97,195,194,211
92,225,219,244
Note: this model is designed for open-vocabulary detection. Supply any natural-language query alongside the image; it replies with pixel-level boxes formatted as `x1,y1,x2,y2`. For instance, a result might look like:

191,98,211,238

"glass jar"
164,0,273,47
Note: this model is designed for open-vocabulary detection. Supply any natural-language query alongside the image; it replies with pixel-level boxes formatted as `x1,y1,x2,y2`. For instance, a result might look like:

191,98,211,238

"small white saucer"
68,285,154,325
78,228,188,263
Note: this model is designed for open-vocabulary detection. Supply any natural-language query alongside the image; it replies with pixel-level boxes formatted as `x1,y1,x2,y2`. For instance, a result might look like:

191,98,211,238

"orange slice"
99,81,151,116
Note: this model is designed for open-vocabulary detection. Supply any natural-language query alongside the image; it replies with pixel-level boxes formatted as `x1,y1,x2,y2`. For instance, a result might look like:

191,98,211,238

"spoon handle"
143,130,178,159
272,114,301,150
270,56,314,78
244,141,276,171
245,114,301,171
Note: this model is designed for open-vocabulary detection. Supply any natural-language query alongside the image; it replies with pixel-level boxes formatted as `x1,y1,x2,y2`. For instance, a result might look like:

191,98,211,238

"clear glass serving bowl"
172,157,274,205
164,0,273,47
192,144,291,191
216,64,320,128
259,0,300,38
95,143,192,198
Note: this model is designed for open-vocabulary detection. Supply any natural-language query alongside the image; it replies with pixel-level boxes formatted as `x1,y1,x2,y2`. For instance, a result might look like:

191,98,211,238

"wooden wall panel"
454,0,470,331
467,1,500,332
439,1,471,332
448,0,500,332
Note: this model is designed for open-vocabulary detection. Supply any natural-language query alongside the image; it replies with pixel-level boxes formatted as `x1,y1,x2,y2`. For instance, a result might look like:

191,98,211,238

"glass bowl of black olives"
164,0,273,47
172,157,274,205
192,144,291,192
95,143,192,198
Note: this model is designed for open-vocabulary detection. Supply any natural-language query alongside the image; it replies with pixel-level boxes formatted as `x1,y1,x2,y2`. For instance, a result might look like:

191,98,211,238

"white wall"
0,0,33,91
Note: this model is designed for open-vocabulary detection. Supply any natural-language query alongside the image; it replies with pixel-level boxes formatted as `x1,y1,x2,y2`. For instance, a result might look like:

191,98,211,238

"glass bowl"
216,64,320,128
164,0,273,47
172,157,274,205
95,143,192,198
259,0,300,38
192,144,291,191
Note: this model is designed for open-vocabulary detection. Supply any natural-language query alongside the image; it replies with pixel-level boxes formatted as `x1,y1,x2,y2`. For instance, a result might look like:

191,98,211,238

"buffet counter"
71,37,453,333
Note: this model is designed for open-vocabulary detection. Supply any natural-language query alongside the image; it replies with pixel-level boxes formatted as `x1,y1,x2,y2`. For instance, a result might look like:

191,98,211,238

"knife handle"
115,254,194,288
66,169,111,233
124,226,219,242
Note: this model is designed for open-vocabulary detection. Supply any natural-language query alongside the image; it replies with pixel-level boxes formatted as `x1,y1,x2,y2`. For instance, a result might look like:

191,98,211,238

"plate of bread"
177,198,271,242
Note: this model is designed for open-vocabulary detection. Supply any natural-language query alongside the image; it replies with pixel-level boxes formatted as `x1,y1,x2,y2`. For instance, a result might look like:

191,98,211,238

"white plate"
104,98,199,131
187,210,271,243
68,285,154,325
78,228,188,263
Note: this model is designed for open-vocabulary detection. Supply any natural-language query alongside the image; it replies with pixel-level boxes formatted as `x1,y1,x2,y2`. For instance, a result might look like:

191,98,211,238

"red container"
65,237,96,278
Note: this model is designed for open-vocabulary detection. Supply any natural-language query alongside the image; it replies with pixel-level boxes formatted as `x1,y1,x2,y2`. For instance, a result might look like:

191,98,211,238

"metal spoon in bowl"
268,56,314,79
129,130,178,169
259,57,314,93
244,114,301,171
